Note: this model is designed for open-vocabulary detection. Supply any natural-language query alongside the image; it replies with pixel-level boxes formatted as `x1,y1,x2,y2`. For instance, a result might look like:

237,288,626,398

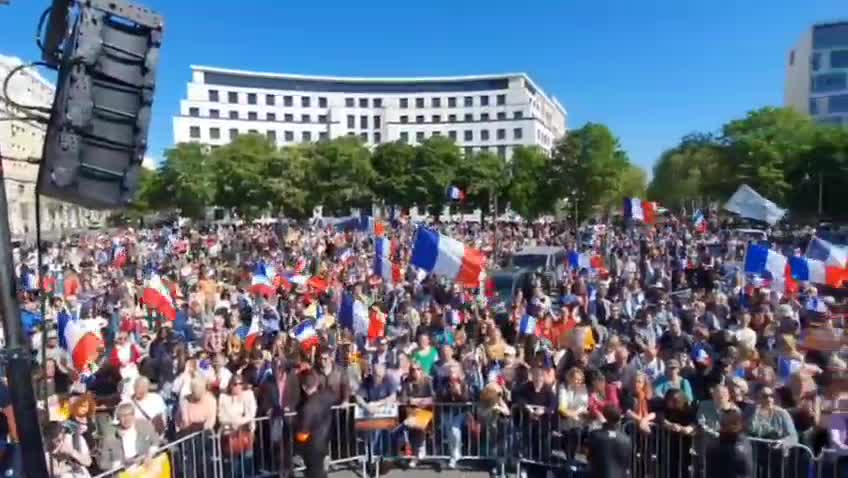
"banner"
118,453,171,478
723,184,786,225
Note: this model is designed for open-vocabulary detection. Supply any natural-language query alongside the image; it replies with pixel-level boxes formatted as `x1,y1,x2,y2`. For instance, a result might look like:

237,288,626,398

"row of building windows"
188,125,524,144
189,107,331,123
399,110,524,124
810,50,848,71
187,108,527,127
811,72,847,93
206,89,509,109
812,94,848,115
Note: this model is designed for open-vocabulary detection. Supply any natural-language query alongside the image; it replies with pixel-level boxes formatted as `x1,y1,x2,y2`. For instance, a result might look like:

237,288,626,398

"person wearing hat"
654,359,694,404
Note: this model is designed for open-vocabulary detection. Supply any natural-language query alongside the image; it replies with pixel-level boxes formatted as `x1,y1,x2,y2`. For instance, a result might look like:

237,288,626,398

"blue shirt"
358,376,394,403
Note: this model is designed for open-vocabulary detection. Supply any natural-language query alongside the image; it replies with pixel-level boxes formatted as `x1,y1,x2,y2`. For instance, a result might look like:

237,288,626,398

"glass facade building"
786,21,848,126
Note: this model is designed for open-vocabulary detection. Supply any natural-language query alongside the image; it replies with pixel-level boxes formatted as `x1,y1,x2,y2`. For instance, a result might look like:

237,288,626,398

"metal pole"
818,172,823,217
0,159,49,478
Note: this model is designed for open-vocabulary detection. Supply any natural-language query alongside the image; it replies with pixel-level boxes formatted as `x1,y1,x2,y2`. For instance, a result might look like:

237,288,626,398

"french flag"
692,210,707,233
112,244,128,269
293,319,320,350
519,314,537,335
447,186,466,202
744,244,794,293
245,314,261,350
623,198,656,225
250,263,276,298
338,292,369,335
141,273,177,321
410,227,485,287
788,255,847,287
568,251,604,270
806,237,847,268
59,315,104,371
374,237,402,285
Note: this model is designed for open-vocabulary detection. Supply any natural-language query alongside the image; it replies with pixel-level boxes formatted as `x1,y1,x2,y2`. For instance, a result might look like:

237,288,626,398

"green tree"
266,144,312,219
370,141,417,208
408,136,462,213
605,163,647,208
647,133,725,209
506,146,551,219
208,134,280,218
153,142,215,218
786,125,848,218
454,150,508,212
304,137,375,215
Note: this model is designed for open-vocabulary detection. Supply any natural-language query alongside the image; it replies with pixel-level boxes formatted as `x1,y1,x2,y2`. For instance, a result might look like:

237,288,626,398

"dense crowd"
3,214,848,478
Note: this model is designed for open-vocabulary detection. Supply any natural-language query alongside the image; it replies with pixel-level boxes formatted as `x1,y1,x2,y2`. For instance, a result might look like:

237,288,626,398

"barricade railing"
92,428,217,478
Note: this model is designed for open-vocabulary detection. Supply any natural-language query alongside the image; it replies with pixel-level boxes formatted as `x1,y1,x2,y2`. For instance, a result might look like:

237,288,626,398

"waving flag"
788,256,847,287
293,319,320,350
806,237,848,268
374,237,402,285
142,273,177,321
568,251,604,270
250,263,276,298
368,308,386,341
447,186,466,202
692,210,707,233
744,244,794,293
624,198,656,225
339,292,368,334
410,227,485,287
59,316,104,371
245,314,261,350
112,244,128,269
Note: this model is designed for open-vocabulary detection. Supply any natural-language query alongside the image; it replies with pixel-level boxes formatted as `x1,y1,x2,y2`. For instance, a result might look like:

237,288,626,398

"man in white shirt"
97,403,160,471
125,377,167,435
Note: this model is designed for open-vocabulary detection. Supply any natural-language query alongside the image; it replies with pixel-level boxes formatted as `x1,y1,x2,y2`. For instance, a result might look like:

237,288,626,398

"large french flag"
744,244,795,292
374,237,402,285
142,273,177,321
623,198,656,225
568,251,604,270
806,237,848,268
250,263,276,298
293,319,320,350
410,227,485,287
788,256,847,287
59,316,104,371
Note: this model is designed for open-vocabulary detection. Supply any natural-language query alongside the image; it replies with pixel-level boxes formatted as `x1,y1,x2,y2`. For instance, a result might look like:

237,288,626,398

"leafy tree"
209,134,280,218
605,163,647,208
454,150,508,212
304,137,375,215
786,125,848,218
370,141,417,208
153,143,215,218
408,136,462,213
267,144,312,219
647,133,724,209
506,146,551,219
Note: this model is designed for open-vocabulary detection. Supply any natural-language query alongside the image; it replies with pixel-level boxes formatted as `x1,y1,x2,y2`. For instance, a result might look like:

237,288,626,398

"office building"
173,66,567,158
785,21,848,126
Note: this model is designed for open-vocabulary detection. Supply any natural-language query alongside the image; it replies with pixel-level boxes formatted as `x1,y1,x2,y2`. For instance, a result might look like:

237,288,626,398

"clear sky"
1,0,844,174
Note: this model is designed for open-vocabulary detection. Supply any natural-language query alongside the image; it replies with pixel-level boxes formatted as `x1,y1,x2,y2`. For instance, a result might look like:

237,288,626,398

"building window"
210,109,220,118
448,130,457,140
209,90,219,102
416,132,425,142
228,92,238,103
829,94,848,113
189,107,199,117
267,112,276,121
481,113,490,121
247,93,257,105
497,129,506,140
189,126,200,138
266,94,275,106
302,131,312,142
374,132,382,144
812,52,821,71
432,115,441,123
497,145,507,158
481,130,490,141
514,111,524,119
284,96,293,107
464,113,473,122
415,98,425,108
374,116,381,129
285,131,294,142
318,114,328,123
432,98,441,108
319,97,328,108
400,132,409,143
448,97,457,108
302,114,310,123
373,98,383,108
448,114,457,122
346,98,355,107
229,128,238,140
464,96,473,107
360,115,368,129
464,146,473,156
210,127,220,139
284,113,294,122
513,127,523,140
358,98,368,108
248,111,258,120
464,130,473,141
812,72,847,93
267,130,276,142
497,94,506,105
832,50,848,69
400,98,409,108
248,129,258,134
360,132,368,142
416,115,424,124
480,95,489,106
497,112,506,120
400,115,409,124
319,131,328,140
347,115,355,128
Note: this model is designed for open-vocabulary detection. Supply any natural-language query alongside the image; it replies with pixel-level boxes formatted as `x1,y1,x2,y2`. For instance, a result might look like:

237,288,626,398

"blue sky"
1,0,844,174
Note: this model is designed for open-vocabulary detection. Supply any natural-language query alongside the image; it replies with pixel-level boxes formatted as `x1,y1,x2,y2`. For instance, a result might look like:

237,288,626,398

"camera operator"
45,421,92,478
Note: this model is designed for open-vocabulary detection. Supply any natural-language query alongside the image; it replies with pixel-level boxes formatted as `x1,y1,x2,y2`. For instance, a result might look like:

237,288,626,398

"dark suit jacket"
97,419,161,471
259,371,302,417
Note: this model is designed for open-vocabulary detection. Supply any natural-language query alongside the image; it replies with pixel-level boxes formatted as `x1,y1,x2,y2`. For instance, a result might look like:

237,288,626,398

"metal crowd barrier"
87,403,848,478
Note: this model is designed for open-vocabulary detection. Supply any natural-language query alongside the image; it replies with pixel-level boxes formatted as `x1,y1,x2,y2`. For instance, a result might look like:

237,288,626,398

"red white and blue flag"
142,273,177,321
374,237,402,285
410,227,485,287
250,263,276,298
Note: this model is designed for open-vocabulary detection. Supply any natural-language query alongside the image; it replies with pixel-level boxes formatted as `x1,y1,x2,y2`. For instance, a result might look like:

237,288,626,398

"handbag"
132,398,166,436
222,425,254,455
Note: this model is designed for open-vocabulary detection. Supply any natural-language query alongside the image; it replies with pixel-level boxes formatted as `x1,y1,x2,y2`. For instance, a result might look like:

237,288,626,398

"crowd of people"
3,213,848,478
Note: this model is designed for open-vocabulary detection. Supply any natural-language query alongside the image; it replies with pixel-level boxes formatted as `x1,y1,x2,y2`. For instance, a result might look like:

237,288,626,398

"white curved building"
173,66,567,158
